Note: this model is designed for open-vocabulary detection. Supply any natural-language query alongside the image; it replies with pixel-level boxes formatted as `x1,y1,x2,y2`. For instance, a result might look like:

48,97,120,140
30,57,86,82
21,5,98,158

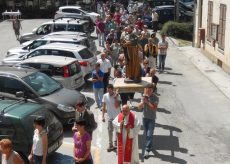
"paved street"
1,19,230,164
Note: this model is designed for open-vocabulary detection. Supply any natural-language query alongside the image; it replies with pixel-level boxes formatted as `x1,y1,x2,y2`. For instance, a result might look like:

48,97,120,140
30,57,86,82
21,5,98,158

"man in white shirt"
97,52,112,93
102,84,121,152
152,10,159,32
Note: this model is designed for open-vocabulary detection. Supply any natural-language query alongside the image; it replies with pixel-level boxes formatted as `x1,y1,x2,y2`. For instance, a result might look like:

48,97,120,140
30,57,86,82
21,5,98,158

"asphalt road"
1,19,230,164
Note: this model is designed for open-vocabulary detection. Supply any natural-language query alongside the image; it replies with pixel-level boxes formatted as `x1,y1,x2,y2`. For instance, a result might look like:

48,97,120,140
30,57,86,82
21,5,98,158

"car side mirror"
16,91,24,98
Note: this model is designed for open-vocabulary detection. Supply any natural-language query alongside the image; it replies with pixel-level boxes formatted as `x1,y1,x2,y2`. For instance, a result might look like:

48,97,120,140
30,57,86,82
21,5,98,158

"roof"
43,18,88,25
0,65,37,78
42,34,86,41
47,31,86,36
35,42,86,51
59,6,81,10
21,55,78,66
155,5,175,9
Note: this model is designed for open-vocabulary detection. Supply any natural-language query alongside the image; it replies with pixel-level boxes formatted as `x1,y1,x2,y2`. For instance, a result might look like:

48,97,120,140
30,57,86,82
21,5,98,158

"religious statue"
121,25,141,83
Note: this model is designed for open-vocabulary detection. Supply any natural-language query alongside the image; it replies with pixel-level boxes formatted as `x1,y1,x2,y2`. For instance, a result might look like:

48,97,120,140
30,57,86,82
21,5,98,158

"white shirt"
97,58,112,73
102,93,121,120
33,129,44,156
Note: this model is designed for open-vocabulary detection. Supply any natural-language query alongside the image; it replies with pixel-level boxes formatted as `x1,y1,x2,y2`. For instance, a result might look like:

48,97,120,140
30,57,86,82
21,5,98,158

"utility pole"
175,0,180,21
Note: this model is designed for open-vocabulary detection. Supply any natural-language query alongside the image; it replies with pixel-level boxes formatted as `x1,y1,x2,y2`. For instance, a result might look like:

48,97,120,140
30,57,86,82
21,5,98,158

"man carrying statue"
121,25,141,83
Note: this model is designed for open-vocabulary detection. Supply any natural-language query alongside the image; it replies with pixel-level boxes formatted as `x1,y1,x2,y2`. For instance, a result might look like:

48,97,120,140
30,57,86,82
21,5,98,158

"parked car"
2,43,97,79
54,6,100,23
6,34,97,57
143,5,175,29
180,0,194,10
19,17,95,44
0,65,87,124
19,56,85,90
0,98,63,164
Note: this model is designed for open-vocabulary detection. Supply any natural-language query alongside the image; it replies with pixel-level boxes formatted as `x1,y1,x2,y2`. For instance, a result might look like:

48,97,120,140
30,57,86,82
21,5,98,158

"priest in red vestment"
113,104,141,164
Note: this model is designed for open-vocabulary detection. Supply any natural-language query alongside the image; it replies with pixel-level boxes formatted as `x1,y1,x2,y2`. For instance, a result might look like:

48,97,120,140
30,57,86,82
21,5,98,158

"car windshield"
22,72,61,96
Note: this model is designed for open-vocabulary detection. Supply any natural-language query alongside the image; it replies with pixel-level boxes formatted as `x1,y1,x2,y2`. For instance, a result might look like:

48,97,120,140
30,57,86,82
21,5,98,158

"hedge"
160,21,193,41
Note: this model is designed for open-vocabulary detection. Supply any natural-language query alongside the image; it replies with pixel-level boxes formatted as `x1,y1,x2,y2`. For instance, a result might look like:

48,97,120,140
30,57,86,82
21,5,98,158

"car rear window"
69,62,81,75
78,48,93,59
53,61,81,76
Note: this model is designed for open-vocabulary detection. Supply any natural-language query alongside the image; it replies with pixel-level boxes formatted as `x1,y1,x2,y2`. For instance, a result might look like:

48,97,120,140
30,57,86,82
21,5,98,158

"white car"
54,6,100,23
6,34,97,58
19,55,85,90
3,43,97,80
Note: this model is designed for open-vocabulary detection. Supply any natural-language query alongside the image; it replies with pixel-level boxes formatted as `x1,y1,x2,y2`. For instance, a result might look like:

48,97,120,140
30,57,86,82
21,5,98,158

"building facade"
194,0,230,73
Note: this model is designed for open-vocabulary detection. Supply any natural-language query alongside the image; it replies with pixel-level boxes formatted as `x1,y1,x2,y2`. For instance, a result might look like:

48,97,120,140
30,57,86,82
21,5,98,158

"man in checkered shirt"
158,34,168,73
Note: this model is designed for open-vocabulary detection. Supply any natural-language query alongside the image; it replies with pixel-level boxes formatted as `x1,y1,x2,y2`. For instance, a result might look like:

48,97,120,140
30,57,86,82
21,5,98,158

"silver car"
19,18,95,44
6,34,97,57
20,55,85,90
0,65,87,125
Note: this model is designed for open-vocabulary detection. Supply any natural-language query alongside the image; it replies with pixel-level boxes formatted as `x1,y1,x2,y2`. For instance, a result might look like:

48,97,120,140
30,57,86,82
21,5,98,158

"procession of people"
1,1,169,164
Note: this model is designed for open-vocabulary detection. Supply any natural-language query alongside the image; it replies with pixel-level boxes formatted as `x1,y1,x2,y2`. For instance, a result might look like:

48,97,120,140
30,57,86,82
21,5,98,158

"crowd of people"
0,1,170,164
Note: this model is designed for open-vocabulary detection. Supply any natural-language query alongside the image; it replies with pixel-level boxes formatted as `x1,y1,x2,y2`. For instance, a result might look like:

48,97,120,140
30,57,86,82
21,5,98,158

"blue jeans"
93,88,104,107
98,32,104,47
33,155,43,164
142,118,155,152
158,54,167,71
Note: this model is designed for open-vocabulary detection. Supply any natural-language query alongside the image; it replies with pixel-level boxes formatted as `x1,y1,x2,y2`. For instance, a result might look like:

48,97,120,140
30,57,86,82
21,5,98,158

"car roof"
59,6,81,10
42,34,87,41
0,65,37,78
155,5,175,9
34,42,86,51
42,18,88,25
47,31,86,36
21,55,78,66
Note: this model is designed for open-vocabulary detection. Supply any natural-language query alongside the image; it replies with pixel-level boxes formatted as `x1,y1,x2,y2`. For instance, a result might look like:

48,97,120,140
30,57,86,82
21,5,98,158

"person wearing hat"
152,9,159,32
29,116,48,164
137,83,159,159
73,119,93,164
72,102,97,137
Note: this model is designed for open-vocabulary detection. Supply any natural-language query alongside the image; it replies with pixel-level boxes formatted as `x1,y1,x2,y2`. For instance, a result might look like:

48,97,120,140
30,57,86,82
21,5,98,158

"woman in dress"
29,116,48,164
73,119,93,164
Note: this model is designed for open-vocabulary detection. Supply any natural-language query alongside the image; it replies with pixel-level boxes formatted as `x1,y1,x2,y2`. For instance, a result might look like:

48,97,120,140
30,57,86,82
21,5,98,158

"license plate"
48,141,60,154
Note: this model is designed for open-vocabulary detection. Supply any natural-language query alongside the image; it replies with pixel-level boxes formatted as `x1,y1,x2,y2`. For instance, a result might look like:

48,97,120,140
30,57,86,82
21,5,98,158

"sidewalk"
169,37,230,101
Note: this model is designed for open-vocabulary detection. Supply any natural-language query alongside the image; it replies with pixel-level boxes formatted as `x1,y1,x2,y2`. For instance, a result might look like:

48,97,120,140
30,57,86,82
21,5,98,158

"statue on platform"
121,25,141,83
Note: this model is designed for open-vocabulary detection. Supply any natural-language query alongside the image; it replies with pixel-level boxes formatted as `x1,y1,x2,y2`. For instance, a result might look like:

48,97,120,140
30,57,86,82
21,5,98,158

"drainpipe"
192,0,197,47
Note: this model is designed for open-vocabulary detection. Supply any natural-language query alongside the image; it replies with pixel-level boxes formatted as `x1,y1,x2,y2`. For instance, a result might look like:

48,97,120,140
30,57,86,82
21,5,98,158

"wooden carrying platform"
114,77,152,93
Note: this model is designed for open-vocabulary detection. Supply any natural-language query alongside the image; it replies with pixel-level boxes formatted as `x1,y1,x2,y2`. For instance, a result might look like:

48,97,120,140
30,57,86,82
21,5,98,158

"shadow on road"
158,80,173,85
48,152,73,164
166,71,183,76
139,123,188,164
157,108,172,114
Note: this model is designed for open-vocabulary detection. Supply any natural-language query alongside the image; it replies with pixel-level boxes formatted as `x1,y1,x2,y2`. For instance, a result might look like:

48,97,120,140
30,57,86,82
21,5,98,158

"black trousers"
103,72,110,93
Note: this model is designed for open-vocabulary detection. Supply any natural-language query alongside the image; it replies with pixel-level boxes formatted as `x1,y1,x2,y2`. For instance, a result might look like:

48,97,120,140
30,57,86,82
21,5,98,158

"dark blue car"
143,5,175,30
